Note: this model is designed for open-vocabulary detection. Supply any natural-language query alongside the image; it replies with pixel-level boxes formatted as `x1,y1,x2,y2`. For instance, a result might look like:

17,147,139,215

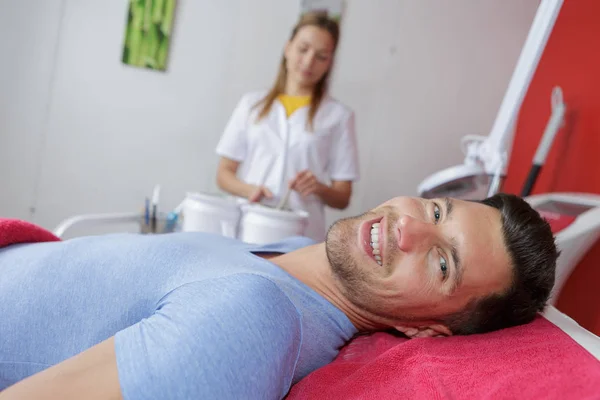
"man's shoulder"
116,273,303,399
226,273,295,304
178,273,301,320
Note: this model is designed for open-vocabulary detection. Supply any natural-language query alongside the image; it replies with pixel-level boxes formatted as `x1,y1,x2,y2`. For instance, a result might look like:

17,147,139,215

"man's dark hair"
441,193,559,335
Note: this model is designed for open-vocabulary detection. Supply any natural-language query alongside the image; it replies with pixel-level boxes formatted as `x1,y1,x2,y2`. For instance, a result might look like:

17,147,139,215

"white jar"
239,203,309,244
181,192,240,238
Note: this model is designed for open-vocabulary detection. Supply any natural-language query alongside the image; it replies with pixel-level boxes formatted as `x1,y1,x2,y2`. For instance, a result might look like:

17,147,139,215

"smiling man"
0,193,557,399
315,194,555,336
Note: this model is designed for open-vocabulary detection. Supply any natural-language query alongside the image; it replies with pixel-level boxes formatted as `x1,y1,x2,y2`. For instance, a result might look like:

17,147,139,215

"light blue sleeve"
115,274,302,400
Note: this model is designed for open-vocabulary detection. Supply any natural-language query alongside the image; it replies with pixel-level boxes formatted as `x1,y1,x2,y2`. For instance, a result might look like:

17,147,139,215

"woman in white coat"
215,12,360,242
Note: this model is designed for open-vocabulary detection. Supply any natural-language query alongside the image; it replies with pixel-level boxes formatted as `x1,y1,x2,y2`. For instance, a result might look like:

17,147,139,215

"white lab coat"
215,90,360,241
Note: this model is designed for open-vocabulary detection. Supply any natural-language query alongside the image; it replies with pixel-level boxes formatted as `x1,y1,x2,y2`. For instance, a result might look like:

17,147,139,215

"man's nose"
397,215,436,253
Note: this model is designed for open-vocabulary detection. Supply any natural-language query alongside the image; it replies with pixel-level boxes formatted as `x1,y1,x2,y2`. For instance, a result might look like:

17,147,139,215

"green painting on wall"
122,0,176,72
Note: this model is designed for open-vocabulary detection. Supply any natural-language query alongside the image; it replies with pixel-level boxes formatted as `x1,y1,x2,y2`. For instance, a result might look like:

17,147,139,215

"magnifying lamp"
418,0,564,200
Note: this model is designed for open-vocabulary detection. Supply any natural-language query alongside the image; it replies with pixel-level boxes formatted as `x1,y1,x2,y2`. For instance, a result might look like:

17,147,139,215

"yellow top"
278,94,312,117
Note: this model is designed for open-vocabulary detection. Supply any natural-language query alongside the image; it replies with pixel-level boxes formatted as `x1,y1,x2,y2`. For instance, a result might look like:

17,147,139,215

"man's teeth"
370,223,382,265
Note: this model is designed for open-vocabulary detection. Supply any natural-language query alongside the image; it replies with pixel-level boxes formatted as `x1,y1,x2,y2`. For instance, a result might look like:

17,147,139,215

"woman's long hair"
254,12,340,130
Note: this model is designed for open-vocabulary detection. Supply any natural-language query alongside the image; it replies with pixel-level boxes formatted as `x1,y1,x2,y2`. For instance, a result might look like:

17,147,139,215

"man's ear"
395,324,452,339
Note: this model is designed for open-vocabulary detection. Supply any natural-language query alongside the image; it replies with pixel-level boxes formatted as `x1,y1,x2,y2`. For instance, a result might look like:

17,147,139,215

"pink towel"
0,218,60,248
288,316,600,399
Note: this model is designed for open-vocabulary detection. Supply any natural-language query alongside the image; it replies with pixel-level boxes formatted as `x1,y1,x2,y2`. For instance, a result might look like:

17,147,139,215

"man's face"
325,197,512,324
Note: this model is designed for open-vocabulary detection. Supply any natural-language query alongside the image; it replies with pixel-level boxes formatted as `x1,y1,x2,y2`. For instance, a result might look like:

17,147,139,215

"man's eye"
433,204,441,223
440,255,448,279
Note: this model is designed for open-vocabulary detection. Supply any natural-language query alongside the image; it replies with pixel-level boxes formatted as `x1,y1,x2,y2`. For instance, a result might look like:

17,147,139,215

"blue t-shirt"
0,232,357,399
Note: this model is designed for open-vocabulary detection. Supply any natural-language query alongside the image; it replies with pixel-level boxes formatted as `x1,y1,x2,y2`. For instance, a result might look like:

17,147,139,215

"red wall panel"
503,0,600,334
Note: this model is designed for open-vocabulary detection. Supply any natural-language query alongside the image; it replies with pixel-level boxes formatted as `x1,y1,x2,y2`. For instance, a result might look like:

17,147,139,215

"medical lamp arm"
476,0,564,176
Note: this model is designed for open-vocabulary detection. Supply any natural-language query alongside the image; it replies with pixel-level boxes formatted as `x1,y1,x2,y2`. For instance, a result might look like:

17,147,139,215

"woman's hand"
248,186,273,203
217,157,273,202
288,171,352,209
289,170,324,197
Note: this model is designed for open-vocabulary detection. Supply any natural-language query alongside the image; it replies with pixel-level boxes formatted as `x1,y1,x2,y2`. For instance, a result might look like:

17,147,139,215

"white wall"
0,0,64,220
0,0,540,233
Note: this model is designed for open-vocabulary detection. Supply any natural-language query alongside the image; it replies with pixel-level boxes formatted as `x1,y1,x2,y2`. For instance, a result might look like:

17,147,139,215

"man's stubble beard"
325,209,409,322
325,212,380,311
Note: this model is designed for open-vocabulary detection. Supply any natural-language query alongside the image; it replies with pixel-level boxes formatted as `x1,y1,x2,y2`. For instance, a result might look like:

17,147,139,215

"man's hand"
289,170,324,197
248,185,273,203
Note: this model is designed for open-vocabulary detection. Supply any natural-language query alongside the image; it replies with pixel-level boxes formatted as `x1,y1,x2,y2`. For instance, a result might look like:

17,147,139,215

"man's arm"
0,337,122,400
1,275,301,400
